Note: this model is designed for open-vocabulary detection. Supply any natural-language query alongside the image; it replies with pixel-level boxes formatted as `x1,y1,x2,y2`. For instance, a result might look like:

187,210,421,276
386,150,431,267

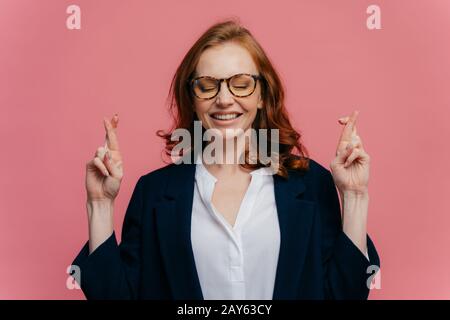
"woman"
73,19,379,300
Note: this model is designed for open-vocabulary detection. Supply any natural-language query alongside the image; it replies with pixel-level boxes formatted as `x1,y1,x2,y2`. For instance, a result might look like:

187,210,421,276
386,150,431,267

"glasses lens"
229,74,256,97
193,77,218,99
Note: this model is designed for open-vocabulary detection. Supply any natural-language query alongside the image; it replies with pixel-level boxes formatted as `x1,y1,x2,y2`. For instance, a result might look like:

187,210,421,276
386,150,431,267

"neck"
202,136,249,175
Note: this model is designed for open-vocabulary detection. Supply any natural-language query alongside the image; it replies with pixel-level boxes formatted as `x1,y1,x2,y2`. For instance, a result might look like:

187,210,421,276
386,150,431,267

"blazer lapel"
272,170,317,299
154,160,316,300
154,162,204,300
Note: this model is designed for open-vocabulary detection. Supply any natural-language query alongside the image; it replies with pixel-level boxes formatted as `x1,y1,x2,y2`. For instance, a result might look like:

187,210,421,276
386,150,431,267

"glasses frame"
188,73,263,100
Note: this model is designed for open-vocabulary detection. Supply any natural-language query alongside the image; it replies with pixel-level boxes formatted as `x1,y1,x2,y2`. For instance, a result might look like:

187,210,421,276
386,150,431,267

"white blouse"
191,162,280,300
191,161,370,300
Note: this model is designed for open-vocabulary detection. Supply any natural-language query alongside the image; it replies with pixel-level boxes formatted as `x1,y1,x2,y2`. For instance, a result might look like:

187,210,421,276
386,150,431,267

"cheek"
242,101,259,117
194,103,213,128
194,103,209,118
247,110,258,124
241,104,259,127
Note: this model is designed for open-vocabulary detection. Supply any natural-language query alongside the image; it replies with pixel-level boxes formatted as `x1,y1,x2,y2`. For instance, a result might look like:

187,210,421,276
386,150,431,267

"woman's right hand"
85,114,124,203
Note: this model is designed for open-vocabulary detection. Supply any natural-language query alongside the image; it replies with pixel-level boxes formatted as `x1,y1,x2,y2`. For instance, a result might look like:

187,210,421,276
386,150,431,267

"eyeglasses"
188,73,263,100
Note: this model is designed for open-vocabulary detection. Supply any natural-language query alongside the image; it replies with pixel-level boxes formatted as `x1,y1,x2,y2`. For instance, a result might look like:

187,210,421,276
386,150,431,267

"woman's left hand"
330,110,370,196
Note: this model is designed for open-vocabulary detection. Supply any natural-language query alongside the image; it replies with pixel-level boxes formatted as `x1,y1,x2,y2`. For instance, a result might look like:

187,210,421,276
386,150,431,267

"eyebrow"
194,72,256,78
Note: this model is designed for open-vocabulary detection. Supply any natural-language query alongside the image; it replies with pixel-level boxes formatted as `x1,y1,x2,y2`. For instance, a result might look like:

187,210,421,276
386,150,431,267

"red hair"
157,18,310,178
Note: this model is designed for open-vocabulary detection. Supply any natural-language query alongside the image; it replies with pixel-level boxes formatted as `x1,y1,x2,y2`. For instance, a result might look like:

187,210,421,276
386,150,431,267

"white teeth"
212,113,240,120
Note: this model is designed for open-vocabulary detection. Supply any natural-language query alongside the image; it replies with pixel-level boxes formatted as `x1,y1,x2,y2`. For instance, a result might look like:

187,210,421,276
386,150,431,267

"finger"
111,113,119,128
347,148,370,167
103,151,123,178
103,114,120,151
350,123,367,151
350,123,357,142
352,134,364,150
351,135,361,148
339,118,358,136
95,146,108,159
337,141,354,159
104,115,119,149
338,116,349,124
336,110,359,155
344,147,362,167
336,117,352,156
338,110,359,143
93,157,110,176
97,143,123,167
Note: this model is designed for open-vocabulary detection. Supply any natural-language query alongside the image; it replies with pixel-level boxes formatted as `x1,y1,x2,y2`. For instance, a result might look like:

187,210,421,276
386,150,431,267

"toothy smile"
210,112,243,120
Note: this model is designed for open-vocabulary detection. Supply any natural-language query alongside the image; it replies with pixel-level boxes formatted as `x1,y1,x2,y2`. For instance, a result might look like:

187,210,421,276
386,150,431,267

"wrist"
86,199,114,219
341,188,369,200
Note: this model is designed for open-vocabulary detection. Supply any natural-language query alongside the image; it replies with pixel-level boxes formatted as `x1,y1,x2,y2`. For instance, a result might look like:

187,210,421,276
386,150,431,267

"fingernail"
104,169,109,176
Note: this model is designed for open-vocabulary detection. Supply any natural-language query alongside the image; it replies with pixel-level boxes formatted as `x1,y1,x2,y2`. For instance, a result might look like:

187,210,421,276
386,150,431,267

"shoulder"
135,161,196,196
288,154,332,181
124,162,182,204
142,162,178,179
137,162,179,187
307,158,332,180
287,155,335,200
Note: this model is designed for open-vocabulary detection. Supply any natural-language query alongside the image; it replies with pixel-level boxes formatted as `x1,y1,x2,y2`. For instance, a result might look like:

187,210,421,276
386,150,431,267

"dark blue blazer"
72,157,380,300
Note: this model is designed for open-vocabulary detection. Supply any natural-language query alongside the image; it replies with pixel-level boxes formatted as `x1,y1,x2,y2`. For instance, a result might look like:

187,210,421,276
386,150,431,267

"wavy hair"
157,18,310,178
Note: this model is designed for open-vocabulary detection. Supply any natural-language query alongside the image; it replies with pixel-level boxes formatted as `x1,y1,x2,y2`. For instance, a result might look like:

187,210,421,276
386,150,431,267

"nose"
216,80,235,106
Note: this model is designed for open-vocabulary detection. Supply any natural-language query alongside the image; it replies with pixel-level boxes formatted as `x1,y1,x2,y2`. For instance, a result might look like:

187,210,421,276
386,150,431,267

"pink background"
1,0,449,299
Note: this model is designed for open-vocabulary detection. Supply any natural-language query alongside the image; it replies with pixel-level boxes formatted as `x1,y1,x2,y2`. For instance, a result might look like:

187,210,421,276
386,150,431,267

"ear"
258,96,263,109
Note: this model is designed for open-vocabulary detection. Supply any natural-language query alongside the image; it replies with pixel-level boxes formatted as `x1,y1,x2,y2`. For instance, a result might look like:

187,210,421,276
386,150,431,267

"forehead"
195,42,258,78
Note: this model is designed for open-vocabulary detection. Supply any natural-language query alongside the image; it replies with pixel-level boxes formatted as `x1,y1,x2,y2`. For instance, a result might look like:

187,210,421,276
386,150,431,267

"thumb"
338,143,354,163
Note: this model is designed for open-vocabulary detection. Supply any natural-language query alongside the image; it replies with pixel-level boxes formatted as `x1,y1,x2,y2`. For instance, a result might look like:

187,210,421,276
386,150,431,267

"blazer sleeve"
71,176,146,300
319,169,380,300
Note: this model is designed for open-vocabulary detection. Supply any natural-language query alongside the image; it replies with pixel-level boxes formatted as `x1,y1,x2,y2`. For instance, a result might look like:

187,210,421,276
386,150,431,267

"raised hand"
330,110,370,196
85,114,124,202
